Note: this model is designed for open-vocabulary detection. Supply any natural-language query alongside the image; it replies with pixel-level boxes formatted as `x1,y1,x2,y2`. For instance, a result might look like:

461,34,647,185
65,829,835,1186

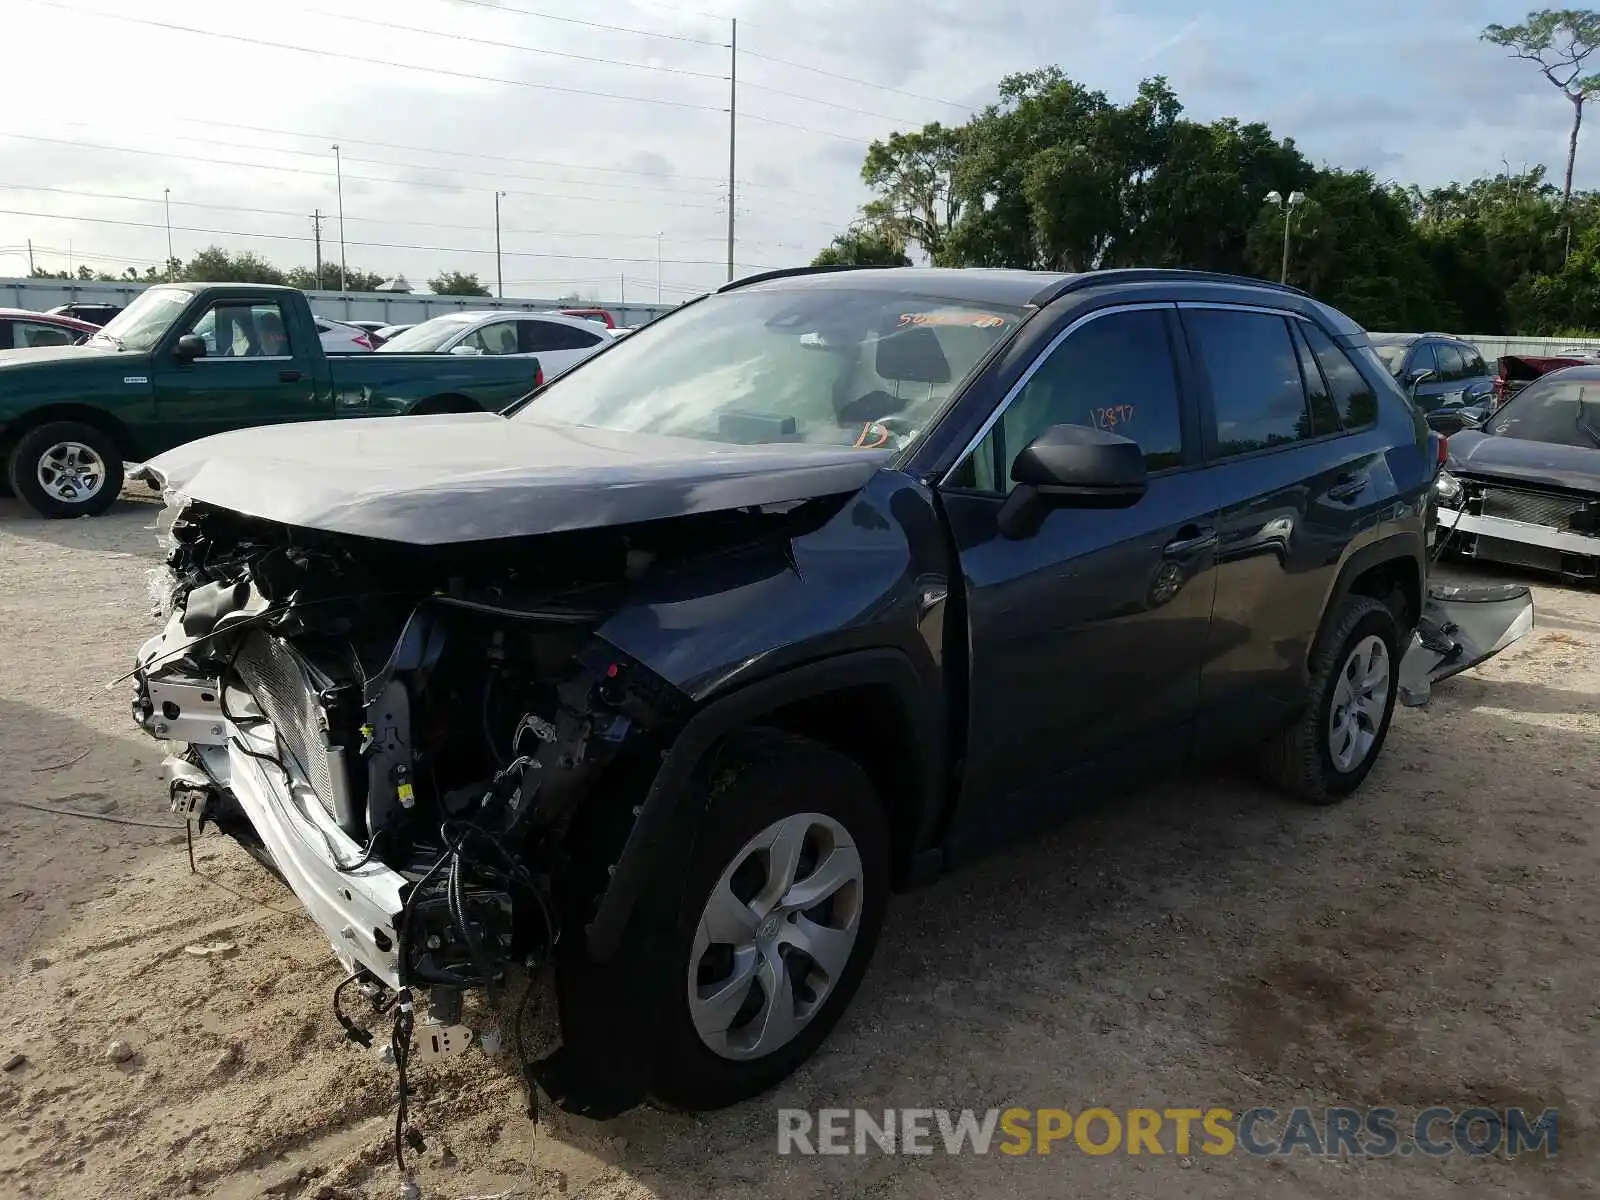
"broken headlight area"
128,498,761,1105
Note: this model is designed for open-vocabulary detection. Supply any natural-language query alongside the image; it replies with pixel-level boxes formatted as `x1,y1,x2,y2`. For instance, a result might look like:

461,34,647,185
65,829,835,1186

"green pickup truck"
0,282,545,518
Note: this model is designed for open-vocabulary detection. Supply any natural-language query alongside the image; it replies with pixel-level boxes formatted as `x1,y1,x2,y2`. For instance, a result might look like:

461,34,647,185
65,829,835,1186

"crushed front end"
129,492,709,1103
1436,470,1600,581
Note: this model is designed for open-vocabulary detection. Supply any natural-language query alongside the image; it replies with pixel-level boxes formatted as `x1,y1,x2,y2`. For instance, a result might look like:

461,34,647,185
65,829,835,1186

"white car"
315,317,376,353
376,310,610,377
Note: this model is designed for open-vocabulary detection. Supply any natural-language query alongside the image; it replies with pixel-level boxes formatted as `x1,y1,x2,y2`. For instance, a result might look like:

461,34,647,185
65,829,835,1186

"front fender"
585,470,955,961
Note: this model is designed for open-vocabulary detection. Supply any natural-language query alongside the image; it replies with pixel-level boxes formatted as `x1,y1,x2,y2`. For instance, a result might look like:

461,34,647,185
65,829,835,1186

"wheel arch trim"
584,647,937,963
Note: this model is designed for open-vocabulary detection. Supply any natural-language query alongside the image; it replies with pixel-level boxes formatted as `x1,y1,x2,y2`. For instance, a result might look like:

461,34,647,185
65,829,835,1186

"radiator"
234,633,359,833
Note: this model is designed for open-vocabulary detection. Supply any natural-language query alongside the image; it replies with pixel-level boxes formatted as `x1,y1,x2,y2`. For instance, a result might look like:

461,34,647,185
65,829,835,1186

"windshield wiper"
90,330,126,350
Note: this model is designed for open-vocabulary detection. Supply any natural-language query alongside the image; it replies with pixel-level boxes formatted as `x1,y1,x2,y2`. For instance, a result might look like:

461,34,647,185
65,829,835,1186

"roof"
724,266,1075,306
719,265,1332,311
412,309,610,329
0,308,98,330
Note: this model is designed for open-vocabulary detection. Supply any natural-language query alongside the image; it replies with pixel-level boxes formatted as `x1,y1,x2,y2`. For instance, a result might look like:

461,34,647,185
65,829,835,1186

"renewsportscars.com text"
776,1106,1559,1158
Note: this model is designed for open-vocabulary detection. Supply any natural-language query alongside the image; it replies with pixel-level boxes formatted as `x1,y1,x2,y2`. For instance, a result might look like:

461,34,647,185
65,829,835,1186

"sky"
0,0,1585,302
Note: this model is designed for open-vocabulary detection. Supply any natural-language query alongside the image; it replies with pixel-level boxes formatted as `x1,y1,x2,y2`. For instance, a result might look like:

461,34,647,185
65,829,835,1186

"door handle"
1329,473,1368,501
279,369,302,382
1163,526,1219,558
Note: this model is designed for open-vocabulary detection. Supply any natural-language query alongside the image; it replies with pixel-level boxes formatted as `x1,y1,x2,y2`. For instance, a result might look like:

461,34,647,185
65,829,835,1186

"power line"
0,181,789,245
0,132,851,228
740,46,973,112
149,115,849,202
0,132,728,213
441,0,728,47
0,206,788,269
161,115,730,187
292,3,727,81
23,0,726,115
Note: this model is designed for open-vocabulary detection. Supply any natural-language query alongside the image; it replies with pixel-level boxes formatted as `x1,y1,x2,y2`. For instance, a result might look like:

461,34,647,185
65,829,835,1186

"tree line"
27,247,497,297
815,10,1600,336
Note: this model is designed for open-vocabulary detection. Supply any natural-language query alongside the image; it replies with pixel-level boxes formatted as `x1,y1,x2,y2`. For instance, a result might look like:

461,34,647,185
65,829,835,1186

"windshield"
91,288,192,351
510,287,1026,449
377,315,475,353
1489,377,1600,448
1371,342,1408,374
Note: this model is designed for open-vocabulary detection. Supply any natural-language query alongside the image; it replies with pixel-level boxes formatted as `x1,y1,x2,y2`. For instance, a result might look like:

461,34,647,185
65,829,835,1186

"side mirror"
449,343,482,356
997,424,1148,539
174,334,207,362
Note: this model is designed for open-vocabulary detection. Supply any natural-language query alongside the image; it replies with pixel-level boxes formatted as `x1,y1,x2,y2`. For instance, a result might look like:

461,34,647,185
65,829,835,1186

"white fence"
0,278,679,327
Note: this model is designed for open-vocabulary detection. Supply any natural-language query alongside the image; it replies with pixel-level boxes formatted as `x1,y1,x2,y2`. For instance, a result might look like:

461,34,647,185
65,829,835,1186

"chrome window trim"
1174,300,1309,321
939,301,1175,487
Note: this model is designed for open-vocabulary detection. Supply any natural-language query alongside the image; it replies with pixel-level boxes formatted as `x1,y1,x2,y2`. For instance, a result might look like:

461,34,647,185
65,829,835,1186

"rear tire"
6,420,124,518
1258,595,1401,804
631,728,891,1111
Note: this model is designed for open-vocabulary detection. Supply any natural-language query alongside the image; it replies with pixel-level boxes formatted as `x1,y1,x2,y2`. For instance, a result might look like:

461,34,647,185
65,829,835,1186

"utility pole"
726,17,737,282
331,144,347,291
656,231,663,303
312,210,324,290
619,273,625,303
1264,190,1306,284
163,188,173,266
26,238,34,275
494,190,507,299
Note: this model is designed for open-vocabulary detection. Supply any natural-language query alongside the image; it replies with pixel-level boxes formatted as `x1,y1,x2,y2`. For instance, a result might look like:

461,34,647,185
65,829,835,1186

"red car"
0,309,98,350
558,307,616,329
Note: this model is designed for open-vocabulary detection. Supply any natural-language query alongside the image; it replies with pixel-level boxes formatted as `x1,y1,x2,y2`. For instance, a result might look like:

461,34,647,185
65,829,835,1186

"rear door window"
519,320,604,353
1434,344,1468,382
1289,322,1342,437
1182,307,1314,459
1301,322,1380,429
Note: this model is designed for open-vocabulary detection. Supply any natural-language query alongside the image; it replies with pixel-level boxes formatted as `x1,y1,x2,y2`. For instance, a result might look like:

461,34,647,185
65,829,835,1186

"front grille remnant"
234,633,357,832
1480,487,1587,530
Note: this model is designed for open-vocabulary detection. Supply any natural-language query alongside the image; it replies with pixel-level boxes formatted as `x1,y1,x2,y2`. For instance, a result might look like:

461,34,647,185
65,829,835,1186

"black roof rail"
1027,268,1312,307
716,264,895,293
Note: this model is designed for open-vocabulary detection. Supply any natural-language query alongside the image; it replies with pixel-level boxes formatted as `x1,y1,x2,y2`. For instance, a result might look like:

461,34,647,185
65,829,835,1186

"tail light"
1434,431,1449,468
533,363,544,389
353,333,373,350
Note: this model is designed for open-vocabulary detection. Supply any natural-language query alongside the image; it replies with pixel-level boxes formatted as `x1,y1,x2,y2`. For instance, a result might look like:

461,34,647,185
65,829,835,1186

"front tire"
6,420,124,518
1259,595,1402,804
641,728,890,1111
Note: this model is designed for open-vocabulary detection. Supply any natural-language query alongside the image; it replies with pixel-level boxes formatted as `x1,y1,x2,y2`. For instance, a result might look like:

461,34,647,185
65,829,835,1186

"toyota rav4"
128,267,1532,1125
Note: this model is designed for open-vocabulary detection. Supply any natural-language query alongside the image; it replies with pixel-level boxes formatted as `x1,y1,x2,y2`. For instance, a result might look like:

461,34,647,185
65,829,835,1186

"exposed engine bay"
128,489,831,1130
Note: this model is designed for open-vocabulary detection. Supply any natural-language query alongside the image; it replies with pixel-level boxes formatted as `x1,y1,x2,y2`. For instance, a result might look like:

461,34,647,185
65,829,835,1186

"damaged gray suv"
130,266,1532,1123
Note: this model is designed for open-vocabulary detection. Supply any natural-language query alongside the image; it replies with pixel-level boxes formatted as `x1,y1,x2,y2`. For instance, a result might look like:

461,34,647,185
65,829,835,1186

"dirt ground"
0,490,1596,1200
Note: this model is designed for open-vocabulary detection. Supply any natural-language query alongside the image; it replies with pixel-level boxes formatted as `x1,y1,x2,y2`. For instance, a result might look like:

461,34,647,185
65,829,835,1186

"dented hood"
1448,429,1600,493
140,412,892,545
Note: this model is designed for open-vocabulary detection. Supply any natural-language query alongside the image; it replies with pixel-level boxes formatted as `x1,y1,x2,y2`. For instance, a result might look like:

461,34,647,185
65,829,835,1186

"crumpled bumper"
1397,580,1536,707
135,619,408,988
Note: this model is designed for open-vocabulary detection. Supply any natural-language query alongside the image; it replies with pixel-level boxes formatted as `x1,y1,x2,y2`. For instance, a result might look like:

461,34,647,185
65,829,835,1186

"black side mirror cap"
998,424,1149,539
174,333,207,362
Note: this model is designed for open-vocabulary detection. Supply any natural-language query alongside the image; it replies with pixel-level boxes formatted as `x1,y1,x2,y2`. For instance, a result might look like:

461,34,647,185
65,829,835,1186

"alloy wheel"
35,440,107,504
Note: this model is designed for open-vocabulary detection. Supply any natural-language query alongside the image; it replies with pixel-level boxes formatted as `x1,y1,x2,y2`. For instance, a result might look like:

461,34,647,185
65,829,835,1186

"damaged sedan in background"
126,266,1533,1171
1436,363,1600,582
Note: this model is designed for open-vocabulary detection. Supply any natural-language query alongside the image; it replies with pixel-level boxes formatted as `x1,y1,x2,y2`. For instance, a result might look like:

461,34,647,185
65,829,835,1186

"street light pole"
494,190,507,299
1265,189,1306,284
163,188,173,267
331,144,347,291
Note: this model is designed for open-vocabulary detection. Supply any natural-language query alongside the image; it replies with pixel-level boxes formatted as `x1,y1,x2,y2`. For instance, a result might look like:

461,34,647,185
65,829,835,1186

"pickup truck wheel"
1258,595,1401,804
642,729,889,1111
7,421,124,519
